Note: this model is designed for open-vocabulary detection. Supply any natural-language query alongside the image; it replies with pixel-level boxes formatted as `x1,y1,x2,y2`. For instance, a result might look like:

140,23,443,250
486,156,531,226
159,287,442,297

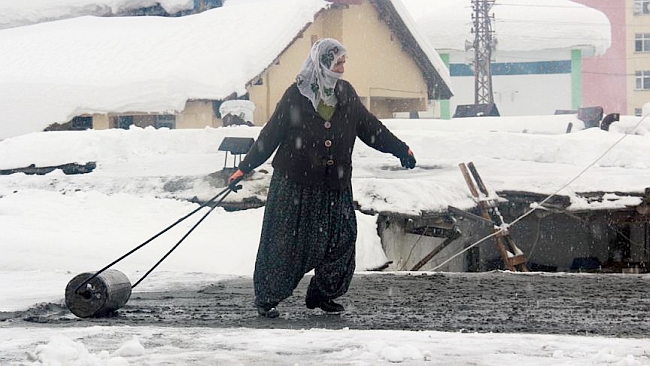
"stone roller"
63,185,238,318
65,269,132,318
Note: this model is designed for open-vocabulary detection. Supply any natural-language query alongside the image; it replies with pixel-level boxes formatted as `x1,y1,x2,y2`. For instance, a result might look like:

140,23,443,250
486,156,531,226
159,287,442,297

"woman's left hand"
400,148,416,169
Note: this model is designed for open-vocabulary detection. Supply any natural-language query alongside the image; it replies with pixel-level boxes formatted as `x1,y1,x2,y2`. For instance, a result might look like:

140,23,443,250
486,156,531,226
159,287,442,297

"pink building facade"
572,0,628,115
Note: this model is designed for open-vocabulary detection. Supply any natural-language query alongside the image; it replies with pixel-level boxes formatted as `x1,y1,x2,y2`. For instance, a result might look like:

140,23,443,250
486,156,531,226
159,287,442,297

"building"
0,0,452,138
404,0,611,118
573,0,650,117
245,0,452,125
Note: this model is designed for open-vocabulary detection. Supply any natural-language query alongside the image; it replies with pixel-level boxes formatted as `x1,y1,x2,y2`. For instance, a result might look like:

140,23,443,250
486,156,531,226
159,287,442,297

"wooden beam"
448,205,494,227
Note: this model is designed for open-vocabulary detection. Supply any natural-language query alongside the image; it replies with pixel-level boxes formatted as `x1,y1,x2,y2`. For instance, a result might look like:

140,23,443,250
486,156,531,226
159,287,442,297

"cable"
494,2,636,11
493,19,609,27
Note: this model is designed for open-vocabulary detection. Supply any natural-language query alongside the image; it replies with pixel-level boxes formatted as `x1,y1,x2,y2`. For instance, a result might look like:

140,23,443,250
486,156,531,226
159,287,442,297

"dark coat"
238,80,410,189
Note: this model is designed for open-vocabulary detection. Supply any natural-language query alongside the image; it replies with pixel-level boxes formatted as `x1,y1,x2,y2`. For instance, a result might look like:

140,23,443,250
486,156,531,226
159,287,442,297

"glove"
400,148,416,169
227,169,245,192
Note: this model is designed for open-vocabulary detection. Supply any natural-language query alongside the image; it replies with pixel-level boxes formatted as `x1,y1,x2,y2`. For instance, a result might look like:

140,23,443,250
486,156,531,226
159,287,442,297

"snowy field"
1,0,649,364
2,116,650,365
2,325,649,365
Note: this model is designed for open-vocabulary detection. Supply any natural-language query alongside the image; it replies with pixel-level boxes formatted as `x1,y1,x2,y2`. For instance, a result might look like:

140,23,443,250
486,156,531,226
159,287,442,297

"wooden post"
458,162,529,272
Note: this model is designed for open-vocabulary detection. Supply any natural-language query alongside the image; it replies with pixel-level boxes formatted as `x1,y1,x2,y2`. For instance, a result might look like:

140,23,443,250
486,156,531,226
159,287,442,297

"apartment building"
574,0,650,116
630,0,650,116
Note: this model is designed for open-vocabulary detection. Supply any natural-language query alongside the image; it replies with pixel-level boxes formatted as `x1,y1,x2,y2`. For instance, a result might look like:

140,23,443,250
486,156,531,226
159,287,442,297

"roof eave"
245,8,329,92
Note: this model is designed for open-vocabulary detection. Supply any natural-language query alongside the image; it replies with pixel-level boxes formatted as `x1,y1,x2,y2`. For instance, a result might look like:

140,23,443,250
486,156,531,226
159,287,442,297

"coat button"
324,121,332,129
324,140,332,147
326,159,335,166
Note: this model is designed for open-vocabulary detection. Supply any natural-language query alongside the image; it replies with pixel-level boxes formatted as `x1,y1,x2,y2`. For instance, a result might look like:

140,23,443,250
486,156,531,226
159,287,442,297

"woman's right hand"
228,169,244,184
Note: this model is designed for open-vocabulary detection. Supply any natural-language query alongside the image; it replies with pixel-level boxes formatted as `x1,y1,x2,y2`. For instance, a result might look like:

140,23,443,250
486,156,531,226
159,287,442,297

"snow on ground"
0,1,647,364
1,325,649,365
1,117,650,365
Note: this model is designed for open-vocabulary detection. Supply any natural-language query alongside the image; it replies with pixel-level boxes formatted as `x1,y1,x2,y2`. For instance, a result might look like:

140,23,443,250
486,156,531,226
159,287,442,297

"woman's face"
331,55,346,73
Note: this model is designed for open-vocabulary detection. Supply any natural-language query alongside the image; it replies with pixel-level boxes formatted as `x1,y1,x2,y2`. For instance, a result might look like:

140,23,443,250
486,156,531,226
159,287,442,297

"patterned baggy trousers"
253,171,357,306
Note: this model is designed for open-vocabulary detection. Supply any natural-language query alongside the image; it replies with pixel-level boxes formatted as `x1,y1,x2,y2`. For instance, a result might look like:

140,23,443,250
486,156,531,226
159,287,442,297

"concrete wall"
378,216,467,272
339,1,427,117
573,0,628,115
445,49,576,116
449,74,573,116
91,100,218,130
92,114,110,129
176,100,218,128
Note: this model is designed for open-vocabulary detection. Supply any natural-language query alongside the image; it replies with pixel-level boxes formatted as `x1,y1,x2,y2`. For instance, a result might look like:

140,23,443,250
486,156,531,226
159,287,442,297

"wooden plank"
459,163,480,198
495,236,515,271
497,190,571,210
447,205,494,227
468,162,489,196
509,255,527,266
458,162,529,272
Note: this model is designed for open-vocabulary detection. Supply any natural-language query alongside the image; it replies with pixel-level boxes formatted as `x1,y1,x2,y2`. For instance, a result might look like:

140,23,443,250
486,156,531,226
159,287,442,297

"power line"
493,19,610,26
494,2,636,11
583,71,645,76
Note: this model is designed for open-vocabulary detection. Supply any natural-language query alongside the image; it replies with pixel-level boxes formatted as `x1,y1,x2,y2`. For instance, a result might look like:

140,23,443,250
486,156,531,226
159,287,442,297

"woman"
228,38,416,318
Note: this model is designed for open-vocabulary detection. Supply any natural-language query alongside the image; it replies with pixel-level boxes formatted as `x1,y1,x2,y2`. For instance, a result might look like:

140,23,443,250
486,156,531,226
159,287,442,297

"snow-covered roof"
0,0,195,29
0,0,330,139
0,0,452,140
2,115,650,218
401,0,611,56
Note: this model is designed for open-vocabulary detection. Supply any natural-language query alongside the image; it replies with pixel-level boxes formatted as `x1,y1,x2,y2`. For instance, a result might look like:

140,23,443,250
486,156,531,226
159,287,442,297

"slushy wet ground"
4,271,650,338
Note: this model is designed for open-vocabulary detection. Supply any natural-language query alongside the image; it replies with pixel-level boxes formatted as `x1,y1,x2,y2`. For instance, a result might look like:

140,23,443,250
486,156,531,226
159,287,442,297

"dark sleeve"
237,87,293,173
351,84,410,159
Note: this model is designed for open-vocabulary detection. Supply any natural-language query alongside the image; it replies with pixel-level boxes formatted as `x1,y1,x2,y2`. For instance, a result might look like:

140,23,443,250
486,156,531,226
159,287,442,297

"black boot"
306,297,344,313
256,302,280,318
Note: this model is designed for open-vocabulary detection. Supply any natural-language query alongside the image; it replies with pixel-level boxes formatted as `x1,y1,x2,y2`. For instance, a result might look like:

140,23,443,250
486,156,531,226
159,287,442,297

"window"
194,0,222,11
70,116,92,130
634,0,650,14
155,115,176,129
635,108,643,117
636,71,650,90
636,33,650,52
117,116,133,129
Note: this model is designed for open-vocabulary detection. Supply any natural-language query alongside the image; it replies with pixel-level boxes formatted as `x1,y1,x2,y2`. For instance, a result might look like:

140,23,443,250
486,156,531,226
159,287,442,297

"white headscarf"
296,38,347,111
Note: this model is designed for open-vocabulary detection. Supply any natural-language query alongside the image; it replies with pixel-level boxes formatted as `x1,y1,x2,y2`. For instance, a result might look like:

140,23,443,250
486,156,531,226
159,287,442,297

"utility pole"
471,0,496,105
